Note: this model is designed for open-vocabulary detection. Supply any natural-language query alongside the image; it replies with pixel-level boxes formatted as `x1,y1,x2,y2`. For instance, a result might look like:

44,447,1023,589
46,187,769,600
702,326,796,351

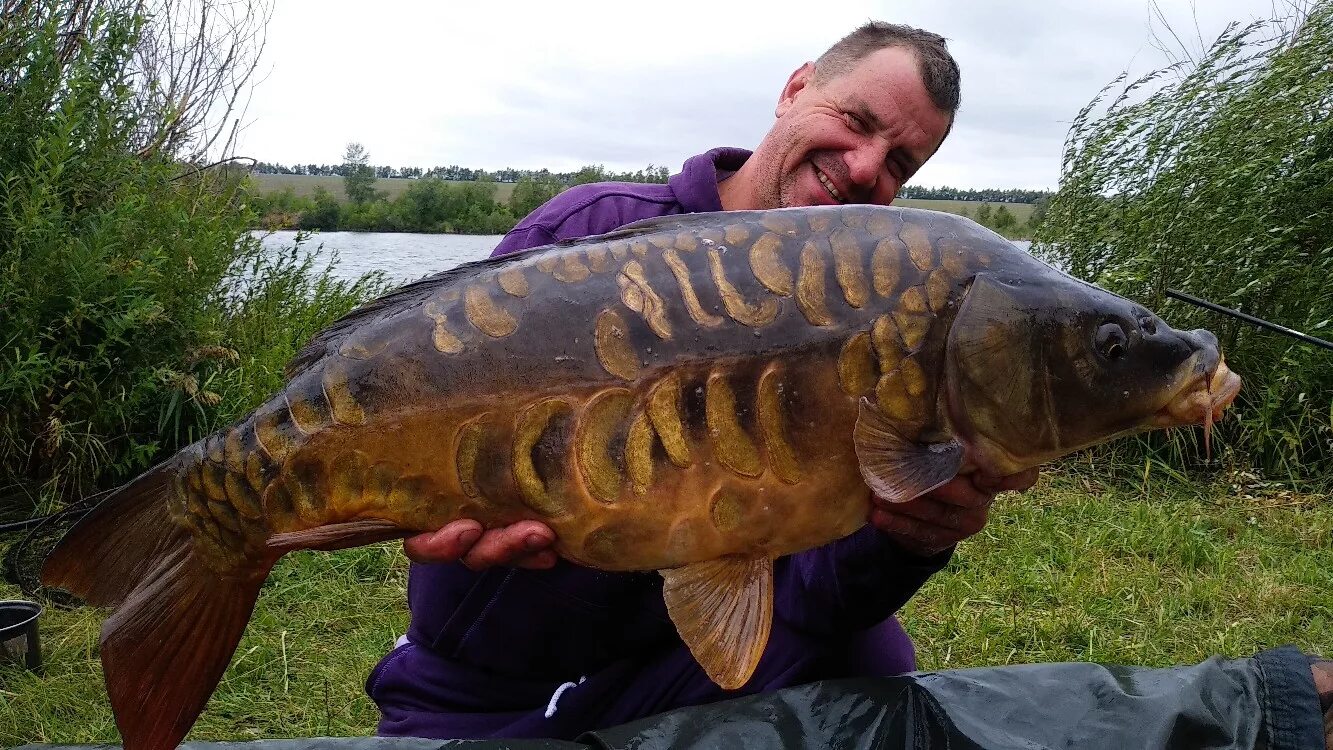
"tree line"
250,160,672,185
251,157,1052,205
246,143,1048,238
897,185,1052,203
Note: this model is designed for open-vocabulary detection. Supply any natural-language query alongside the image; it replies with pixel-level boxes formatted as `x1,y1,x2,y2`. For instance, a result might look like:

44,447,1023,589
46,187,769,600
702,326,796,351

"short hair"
812,21,961,117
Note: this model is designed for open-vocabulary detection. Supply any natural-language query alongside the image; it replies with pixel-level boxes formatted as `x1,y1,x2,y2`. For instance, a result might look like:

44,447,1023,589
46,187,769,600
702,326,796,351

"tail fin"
41,468,272,750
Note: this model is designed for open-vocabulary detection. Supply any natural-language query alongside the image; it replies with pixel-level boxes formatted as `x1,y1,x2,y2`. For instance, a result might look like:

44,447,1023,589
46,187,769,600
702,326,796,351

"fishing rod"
1166,288,1333,352
0,507,85,535
0,490,107,535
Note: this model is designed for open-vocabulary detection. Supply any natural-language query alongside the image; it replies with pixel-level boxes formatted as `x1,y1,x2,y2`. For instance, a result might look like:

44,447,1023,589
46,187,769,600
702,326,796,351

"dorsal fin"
284,216,727,380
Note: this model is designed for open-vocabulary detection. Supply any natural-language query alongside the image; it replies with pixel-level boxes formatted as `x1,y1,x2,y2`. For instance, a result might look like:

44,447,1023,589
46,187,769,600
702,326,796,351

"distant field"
249,174,1033,223
250,173,517,204
892,198,1036,223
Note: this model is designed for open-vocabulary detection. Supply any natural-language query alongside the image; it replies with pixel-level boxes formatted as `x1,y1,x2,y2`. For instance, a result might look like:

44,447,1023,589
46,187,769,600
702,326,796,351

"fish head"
945,272,1241,475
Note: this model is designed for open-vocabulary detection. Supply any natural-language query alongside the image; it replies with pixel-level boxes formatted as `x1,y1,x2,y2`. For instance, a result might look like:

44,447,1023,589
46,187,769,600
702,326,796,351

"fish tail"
41,466,274,750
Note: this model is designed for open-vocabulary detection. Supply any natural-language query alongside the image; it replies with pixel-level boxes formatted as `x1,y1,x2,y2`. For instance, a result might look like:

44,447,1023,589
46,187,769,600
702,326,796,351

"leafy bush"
1034,3,1333,481
0,1,387,517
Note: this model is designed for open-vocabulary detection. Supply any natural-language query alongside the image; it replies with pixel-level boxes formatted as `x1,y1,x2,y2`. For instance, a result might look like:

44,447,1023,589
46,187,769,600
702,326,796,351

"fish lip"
1152,358,1242,428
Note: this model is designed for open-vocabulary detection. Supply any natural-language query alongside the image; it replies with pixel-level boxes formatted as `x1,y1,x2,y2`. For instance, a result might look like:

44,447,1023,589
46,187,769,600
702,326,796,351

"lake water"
253,230,1034,287
252,230,507,286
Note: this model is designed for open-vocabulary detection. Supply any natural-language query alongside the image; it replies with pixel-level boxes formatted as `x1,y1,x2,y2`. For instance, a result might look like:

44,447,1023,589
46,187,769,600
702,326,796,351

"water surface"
253,230,505,286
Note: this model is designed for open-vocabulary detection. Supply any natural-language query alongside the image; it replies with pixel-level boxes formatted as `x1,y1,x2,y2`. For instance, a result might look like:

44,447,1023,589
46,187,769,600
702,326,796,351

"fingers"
403,519,483,564
974,467,1040,494
917,476,995,509
876,468,1038,513
891,496,989,537
867,469,1040,557
402,519,558,571
870,507,955,557
461,521,556,571
868,475,998,556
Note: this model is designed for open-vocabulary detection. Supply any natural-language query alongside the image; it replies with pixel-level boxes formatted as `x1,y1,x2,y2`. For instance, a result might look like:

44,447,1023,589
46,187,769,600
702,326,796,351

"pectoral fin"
854,396,963,503
659,556,773,690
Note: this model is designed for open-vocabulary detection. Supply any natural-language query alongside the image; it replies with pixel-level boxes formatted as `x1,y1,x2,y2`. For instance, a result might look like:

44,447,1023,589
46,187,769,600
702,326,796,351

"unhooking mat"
11,645,1324,749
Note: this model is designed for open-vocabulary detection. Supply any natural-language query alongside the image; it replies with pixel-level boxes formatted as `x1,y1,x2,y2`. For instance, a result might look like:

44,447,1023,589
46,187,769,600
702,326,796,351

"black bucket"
0,599,42,672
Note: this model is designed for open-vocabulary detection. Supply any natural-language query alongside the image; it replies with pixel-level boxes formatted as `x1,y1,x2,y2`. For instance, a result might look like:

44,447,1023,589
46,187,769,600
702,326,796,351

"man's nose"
844,141,890,196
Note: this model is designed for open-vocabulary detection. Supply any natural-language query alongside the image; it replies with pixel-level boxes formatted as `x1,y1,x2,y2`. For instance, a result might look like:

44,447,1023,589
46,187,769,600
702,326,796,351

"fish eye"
1096,322,1128,362
1139,316,1157,335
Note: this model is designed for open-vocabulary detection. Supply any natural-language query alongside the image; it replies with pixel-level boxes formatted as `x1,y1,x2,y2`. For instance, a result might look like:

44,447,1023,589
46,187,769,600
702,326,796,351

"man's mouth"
813,162,845,203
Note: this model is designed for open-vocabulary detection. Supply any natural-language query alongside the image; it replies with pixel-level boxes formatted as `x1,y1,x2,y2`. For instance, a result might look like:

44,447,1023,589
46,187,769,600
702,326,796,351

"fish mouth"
1152,356,1242,454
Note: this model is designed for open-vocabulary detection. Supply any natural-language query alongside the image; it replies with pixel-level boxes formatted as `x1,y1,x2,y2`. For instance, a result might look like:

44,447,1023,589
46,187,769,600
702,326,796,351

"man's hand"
403,519,557,571
870,469,1039,557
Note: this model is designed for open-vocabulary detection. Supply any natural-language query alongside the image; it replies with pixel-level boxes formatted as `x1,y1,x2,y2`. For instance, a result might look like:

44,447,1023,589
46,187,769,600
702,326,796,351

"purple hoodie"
366,147,952,741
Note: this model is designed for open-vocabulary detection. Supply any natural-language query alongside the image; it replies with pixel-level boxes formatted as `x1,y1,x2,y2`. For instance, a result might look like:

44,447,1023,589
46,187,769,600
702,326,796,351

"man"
366,22,1036,740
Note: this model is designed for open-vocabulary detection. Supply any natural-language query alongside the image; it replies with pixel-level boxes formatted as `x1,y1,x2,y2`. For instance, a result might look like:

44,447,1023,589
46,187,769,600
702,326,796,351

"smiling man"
719,43,955,211
367,22,1038,741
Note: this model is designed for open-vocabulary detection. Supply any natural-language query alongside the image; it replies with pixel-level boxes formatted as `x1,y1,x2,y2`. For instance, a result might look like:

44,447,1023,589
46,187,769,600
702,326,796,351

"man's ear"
776,62,816,118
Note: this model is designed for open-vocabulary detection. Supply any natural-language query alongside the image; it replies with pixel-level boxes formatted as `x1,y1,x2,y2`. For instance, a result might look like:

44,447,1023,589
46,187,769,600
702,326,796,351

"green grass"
904,466,1332,668
892,198,1036,224
251,173,517,205
3,466,1328,745
0,544,411,745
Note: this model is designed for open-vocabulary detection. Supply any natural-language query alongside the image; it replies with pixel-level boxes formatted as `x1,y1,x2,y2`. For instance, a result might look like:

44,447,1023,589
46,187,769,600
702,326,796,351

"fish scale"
174,204,975,582
40,205,1242,750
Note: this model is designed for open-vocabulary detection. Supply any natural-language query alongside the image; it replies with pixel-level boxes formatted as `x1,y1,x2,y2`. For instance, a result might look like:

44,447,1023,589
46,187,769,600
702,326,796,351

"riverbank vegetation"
1,0,1330,746
0,0,389,525
246,159,1048,206
245,170,1045,240
245,145,1048,240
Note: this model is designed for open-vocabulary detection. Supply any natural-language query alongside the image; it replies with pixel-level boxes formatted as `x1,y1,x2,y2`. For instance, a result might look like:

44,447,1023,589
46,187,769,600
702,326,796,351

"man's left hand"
870,469,1040,557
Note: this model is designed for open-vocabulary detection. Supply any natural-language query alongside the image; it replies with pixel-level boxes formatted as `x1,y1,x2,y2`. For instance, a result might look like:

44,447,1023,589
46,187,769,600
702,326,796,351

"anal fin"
854,396,964,503
659,556,773,690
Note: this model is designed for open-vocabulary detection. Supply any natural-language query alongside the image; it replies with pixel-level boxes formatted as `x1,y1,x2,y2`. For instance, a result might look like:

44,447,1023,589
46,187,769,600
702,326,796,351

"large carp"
42,205,1239,750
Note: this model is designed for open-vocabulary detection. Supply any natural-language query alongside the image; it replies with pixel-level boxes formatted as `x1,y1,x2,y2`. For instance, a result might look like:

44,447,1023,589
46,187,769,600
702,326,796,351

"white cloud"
236,0,1286,190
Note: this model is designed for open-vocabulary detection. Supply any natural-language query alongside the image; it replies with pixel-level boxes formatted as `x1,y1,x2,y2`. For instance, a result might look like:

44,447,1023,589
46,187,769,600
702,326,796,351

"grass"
903,465,1332,669
892,198,1036,224
251,173,517,204
0,544,411,744
2,464,1328,745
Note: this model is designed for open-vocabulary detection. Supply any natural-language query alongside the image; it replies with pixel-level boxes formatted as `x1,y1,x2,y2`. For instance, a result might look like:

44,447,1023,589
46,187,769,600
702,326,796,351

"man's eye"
844,112,865,131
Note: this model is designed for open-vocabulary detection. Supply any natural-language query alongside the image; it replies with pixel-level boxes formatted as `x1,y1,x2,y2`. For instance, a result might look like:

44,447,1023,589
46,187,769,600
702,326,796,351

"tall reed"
1035,3,1333,482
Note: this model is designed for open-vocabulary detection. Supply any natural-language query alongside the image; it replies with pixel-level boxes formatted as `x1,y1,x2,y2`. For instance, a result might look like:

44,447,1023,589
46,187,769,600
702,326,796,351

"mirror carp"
41,205,1241,750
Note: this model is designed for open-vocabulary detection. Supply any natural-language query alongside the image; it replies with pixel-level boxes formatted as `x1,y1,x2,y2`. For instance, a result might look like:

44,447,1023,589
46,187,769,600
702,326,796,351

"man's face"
750,46,952,209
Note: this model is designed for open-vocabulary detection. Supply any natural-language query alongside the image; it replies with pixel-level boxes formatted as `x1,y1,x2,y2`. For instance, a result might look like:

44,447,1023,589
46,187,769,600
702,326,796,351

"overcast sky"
235,0,1286,191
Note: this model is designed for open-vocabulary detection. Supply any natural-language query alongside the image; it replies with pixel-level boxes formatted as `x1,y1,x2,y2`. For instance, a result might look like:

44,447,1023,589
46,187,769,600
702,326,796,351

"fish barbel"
41,205,1240,750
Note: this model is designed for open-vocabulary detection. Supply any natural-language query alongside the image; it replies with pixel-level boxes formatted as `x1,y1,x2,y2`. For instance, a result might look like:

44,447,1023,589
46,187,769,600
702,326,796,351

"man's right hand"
403,519,558,570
